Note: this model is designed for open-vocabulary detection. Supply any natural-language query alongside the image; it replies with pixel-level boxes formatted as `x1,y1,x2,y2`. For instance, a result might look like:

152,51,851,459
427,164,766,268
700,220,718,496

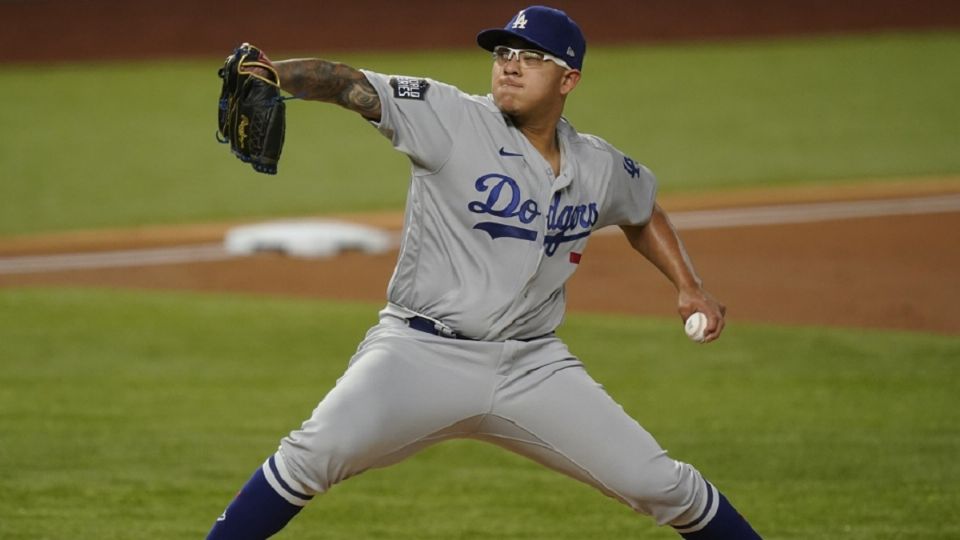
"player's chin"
493,93,524,116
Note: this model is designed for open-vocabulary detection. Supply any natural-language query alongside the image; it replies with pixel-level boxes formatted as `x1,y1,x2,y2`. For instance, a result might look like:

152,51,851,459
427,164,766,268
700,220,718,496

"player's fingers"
701,311,725,343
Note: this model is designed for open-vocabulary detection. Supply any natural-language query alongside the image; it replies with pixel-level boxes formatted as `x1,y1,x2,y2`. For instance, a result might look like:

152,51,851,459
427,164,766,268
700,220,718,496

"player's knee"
279,438,343,494
613,458,705,523
279,429,383,494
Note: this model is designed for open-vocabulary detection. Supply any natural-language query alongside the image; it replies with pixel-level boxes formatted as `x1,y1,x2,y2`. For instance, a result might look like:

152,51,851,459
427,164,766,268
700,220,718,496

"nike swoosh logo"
498,147,523,157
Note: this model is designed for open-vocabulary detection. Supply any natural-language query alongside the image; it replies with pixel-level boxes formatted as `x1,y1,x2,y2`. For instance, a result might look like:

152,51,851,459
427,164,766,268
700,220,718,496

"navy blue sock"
675,490,762,539
207,464,306,539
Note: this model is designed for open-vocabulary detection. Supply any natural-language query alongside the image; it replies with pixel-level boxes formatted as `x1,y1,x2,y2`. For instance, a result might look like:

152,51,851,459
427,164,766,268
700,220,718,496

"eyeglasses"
492,46,571,70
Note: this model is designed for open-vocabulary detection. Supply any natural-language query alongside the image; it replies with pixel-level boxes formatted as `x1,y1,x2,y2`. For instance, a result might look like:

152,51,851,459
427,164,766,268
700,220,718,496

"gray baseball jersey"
271,71,718,533
362,72,657,341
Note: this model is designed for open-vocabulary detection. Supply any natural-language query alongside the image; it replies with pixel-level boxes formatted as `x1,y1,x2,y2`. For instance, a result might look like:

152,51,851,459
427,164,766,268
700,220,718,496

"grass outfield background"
2,30,959,540
1,32,959,235
1,288,958,539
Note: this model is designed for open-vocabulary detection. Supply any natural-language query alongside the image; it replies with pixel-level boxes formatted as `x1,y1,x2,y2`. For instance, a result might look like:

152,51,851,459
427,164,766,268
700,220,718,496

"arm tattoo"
275,59,382,120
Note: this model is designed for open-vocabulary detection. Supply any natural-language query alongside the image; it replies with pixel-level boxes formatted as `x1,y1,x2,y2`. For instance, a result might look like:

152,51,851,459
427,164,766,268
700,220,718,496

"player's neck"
519,122,561,177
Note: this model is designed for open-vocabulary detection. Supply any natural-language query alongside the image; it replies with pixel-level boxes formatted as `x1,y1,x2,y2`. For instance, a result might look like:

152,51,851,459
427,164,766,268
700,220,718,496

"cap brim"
476,29,548,54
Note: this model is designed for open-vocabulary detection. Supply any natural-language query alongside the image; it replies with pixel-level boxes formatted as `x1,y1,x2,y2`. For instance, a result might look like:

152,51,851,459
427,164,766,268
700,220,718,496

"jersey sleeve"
361,70,460,173
594,147,658,229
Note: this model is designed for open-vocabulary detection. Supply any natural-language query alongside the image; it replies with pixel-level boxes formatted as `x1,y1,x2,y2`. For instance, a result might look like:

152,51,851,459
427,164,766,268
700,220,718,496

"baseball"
684,312,708,343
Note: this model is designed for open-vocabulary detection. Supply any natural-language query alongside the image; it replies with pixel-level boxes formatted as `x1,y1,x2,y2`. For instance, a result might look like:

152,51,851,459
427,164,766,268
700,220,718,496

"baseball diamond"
206,6,761,539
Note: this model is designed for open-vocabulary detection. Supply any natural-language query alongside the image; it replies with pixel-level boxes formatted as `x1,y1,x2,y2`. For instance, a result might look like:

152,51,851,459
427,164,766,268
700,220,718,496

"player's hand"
678,287,726,343
236,44,279,83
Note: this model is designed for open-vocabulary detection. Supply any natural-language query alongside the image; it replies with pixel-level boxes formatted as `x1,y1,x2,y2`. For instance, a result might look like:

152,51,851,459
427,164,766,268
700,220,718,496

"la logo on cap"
512,11,528,29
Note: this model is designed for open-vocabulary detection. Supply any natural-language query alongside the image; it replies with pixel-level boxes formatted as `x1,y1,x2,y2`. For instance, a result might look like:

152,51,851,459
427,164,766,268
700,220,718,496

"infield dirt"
2,179,958,335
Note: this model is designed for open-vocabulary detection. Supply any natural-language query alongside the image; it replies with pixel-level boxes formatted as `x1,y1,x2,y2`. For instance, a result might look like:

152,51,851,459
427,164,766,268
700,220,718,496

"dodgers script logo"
468,173,599,256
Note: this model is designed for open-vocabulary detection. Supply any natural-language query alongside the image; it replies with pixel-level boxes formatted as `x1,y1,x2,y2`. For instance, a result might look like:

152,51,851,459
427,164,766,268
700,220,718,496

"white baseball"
684,312,708,343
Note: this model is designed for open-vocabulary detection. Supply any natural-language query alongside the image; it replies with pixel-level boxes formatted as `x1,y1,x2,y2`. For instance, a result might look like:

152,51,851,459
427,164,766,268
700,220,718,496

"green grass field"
1,32,958,235
1,288,958,539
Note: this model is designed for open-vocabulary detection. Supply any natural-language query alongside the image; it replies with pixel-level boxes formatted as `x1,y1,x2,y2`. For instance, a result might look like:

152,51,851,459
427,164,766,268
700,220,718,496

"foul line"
667,193,960,230
0,244,233,275
1,194,958,275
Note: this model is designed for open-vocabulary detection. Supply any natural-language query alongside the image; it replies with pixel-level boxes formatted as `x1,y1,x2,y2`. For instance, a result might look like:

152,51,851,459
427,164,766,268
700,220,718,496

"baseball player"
207,6,762,539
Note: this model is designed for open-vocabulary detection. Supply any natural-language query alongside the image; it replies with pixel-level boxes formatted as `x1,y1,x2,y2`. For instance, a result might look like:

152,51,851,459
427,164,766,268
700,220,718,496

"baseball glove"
217,43,286,174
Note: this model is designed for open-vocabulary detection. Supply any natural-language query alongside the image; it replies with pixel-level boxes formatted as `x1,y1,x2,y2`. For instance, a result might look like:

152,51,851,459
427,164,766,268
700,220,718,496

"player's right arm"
621,205,727,343
273,59,382,122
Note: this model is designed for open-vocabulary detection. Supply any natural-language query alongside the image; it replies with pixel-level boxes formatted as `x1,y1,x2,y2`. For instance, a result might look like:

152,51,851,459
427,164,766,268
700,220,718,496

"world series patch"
390,77,429,100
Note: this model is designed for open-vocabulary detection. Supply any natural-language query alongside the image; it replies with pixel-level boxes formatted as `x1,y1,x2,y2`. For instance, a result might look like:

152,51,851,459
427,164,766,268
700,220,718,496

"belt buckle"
433,321,457,339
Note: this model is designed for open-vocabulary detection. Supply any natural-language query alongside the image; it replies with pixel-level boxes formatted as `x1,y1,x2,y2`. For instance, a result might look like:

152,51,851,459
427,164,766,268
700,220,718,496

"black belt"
406,316,553,342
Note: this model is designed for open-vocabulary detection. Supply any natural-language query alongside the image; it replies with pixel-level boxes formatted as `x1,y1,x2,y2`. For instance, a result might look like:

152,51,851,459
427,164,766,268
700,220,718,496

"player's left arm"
273,59,382,121
621,204,727,342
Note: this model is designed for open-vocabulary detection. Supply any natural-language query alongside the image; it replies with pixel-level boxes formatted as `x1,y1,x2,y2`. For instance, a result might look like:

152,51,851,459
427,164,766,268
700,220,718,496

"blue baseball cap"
477,6,586,71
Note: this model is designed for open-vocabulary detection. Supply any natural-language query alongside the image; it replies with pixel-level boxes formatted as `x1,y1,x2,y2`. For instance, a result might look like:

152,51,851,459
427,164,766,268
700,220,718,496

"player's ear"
559,69,581,96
